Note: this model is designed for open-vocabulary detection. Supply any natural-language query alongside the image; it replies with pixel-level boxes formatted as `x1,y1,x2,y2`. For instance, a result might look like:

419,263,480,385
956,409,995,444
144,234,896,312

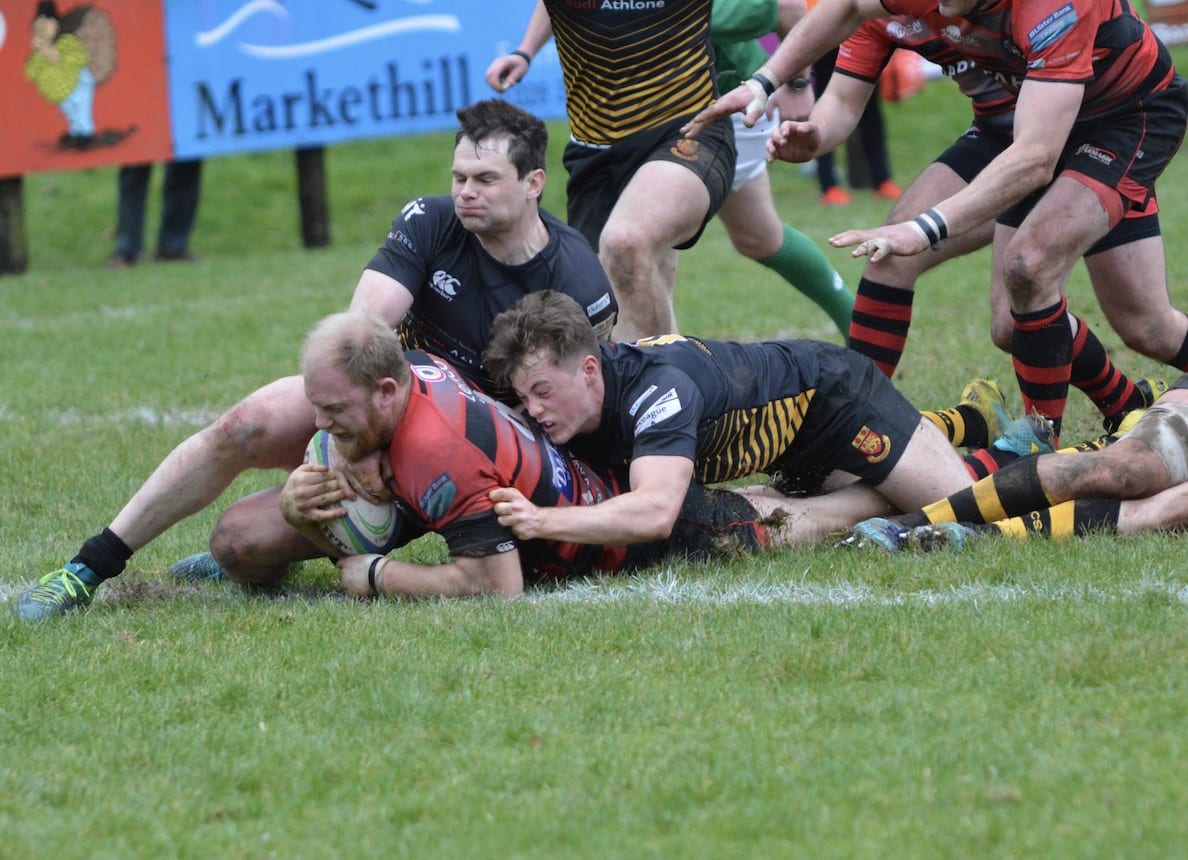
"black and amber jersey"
366,195,617,400
567,336,833,485
385,351,630,578
544,0,718,145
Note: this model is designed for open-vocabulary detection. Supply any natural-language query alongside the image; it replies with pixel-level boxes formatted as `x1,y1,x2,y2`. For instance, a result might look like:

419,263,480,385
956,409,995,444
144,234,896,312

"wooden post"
295,147,331,249
0,176,30,275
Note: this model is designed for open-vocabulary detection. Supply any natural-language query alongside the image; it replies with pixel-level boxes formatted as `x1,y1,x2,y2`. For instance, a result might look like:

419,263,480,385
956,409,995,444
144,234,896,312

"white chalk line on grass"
0,406,220,427
2,573,1186,609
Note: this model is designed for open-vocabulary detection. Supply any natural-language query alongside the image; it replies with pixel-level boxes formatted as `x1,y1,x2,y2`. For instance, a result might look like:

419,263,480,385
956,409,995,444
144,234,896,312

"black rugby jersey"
366,195,616,399
567,336,831,485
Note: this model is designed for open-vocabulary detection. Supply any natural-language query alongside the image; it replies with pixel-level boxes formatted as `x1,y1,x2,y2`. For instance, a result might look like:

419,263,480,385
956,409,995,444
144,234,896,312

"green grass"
2,74,1187,858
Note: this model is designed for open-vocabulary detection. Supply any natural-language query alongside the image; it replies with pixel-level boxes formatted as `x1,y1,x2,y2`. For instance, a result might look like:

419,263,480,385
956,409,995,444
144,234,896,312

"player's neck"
477,213,549,266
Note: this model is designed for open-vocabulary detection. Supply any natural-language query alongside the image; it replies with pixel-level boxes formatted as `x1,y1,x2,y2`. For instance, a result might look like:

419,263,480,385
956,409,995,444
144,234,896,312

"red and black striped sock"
1068,314,1139,424
1012,297,1073,442
848,278,914,377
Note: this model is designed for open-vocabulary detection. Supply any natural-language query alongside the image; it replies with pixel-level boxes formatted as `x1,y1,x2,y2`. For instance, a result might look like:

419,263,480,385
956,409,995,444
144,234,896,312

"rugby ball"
303,430,405,556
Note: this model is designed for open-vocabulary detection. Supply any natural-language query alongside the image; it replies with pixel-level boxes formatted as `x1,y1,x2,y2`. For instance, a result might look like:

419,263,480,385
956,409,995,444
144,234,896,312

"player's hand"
333,449,392,505
682,83,762,138
768,86,813,124
767,119,823,163
279,463,348,527
829,220,931,262
489,486,545,540
485,54,528,92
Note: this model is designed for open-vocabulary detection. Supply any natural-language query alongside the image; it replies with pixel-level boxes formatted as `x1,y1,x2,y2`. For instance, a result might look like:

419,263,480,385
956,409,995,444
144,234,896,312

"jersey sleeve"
1014,1,1099,84
543,213,619,341
624,367,706,462
363,196,448,298
836,22,897,83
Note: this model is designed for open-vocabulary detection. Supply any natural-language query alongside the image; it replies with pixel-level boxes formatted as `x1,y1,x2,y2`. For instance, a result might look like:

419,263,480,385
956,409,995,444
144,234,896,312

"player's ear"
524,167,545,200
376,376,401,409
580,354,600,382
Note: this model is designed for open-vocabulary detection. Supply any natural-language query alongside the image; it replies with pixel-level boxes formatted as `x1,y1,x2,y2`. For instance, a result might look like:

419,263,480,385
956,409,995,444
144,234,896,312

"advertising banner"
0,0,568,177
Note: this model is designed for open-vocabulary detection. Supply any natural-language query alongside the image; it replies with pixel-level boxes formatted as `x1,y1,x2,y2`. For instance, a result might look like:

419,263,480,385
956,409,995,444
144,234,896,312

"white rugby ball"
303,430,404,556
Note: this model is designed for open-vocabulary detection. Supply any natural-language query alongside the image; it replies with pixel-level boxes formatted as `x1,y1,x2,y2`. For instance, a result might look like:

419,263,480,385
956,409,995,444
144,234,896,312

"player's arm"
485,0,553,92
339,550,525,599
683,0,884,135
491,455,694,545
829,78,1084,259
348,268,414,329
770,71,875,162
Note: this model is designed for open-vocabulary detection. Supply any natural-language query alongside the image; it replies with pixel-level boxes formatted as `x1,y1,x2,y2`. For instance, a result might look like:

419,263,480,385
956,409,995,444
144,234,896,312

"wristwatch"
786,76,811,92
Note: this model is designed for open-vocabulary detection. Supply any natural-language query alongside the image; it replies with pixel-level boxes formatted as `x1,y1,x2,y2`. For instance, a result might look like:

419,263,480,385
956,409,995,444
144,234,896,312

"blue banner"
164,0,568,159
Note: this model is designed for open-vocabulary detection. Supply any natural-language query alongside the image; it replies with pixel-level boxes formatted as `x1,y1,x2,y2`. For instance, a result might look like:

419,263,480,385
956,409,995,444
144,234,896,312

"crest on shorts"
850,426,891,464
670,139,700,161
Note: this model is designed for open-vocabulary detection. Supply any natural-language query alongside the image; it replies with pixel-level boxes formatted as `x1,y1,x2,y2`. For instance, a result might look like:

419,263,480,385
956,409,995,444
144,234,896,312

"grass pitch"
1,74,1186,858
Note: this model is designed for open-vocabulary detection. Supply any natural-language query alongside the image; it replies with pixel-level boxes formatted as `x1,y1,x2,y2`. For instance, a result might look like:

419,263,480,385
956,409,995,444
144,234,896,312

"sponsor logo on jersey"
401,197,426,221
628,385,658,417
885,18,925,41
430,269,460,300
850,426,892,464
411,363,446,383
634,388,682,434
567,0,666,10
1028,3,1077,53
587,292,613,317
392,229,415,252
496,540,517,553
544,439,575,499
421,473,457,520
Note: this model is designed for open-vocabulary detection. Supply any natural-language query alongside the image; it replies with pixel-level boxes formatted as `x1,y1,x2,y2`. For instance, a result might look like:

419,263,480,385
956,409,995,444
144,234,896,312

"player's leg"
15,376,317,621
209,485,328,587
717,115,853,337
735,482,896,546
848,160,994,376
1087,235,1188,368
599,159,712,340
1001,177,1110,442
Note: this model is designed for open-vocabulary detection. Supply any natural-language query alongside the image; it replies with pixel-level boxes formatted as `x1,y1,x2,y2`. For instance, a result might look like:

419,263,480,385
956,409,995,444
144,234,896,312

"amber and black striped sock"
988,498,1123,540
848,278,913,377
1012,297,1073,441
896,456,1054,528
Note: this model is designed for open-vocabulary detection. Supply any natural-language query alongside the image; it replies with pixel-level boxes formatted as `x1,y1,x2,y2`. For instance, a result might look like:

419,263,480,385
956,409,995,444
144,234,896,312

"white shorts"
1123,400,1188,484
731,110,776,192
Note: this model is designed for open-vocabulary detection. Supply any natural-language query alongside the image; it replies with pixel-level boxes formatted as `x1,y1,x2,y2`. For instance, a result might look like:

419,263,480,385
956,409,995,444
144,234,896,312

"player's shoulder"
394,194,460,234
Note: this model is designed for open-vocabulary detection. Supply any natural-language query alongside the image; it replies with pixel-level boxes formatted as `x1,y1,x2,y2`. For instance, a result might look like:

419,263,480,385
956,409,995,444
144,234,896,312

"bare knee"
1109,315,1182,363
989,316,1013,352
209,508,290,587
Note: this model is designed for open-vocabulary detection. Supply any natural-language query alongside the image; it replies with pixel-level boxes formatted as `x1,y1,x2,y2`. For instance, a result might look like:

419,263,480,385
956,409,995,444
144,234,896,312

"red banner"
0,2,171,177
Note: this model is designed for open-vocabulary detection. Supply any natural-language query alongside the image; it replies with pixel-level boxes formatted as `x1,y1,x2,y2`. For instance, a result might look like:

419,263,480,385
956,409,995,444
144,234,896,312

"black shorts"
562,113,735,252
934,120,1163,257
999,74,1188,231
769,345,921,491
625,483,768,569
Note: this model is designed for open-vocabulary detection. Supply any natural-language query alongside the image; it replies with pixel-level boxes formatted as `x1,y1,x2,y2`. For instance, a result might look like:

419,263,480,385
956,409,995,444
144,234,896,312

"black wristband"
367,556,385,596
786,76,811,93
913,208,949,251
749,71,777,98
510,49,532,66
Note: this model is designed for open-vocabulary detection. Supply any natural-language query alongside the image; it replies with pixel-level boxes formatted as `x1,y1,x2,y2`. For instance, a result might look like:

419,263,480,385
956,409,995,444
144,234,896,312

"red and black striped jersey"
384,350,630,578
881,0,1176,120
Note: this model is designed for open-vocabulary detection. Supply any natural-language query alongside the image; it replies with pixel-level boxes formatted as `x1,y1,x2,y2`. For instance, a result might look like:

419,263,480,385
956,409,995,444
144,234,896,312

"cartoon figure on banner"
23,1,130,150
